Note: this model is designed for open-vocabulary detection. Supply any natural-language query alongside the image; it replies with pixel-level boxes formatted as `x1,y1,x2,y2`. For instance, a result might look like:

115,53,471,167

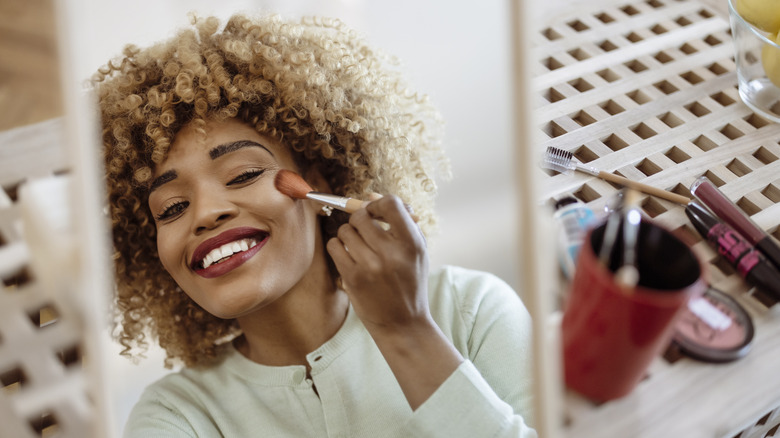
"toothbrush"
541,146,691,205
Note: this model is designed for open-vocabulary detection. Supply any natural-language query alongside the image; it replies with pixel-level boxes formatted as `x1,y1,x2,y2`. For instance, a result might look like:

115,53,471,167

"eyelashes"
227,169,265,186
156,200,189,221
153,168,266,222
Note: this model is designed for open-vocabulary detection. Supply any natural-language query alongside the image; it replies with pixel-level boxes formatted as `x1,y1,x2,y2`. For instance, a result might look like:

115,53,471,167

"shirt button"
292,369,305,384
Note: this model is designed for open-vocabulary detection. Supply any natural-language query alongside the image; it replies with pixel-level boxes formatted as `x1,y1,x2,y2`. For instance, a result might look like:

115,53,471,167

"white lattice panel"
0,120,90,437
534,0,780,436
736,406,780,438
0,112,111,438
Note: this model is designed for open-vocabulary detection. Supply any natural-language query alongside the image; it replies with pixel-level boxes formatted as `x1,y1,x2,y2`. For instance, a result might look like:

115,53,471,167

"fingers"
333,217,385,264
360,193,418,223
326,233,354,269
361,195,420,243
327,194,424,272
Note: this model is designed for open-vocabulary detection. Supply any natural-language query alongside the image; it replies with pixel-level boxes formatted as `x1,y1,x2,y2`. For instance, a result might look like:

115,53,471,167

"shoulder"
426,265,530,352
427,265,523,321
122,366,224,437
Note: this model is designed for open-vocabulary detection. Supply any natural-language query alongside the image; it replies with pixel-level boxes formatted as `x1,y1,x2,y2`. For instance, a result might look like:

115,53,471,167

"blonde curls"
94,13,449,368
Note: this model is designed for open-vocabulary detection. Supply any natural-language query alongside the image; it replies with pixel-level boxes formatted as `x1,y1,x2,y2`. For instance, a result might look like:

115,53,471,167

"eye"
155,200,189,221
227,169,265,186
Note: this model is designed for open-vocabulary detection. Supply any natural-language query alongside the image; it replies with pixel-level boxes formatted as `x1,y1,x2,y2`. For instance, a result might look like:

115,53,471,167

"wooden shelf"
532,0,780,436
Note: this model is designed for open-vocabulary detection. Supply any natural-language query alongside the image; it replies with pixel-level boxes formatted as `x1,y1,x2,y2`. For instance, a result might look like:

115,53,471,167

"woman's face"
147,118,330,319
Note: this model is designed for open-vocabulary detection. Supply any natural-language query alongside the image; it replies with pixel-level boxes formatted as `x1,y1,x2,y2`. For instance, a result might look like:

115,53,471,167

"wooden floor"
0,0,62,132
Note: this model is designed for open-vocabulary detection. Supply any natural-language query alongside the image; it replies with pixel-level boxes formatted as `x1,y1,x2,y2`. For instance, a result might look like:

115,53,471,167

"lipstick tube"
691,176,780,272
685,201,780,299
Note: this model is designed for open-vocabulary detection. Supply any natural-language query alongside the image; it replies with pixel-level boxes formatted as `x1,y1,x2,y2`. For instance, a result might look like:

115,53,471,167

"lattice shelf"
534,0,780,436
0,119,108,438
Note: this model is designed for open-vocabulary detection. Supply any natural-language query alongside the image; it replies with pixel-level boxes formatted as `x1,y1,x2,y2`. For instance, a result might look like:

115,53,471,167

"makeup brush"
274,169,370,213
614,188,642,289
598,189,641,291
541,146,691,205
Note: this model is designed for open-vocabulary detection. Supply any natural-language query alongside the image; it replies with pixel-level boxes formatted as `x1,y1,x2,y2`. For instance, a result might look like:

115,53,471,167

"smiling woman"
94,13,536,438
148,119,329,321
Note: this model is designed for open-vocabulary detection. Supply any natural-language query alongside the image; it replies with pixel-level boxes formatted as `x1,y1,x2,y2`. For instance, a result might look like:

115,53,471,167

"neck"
234,272,349,368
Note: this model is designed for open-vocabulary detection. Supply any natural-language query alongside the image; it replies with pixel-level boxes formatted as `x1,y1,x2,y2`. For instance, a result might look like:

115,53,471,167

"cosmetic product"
685,201,780,299
552,196,598,278
672,286,754,362
274,169,369,213
691,176,780,272
541,146,691,204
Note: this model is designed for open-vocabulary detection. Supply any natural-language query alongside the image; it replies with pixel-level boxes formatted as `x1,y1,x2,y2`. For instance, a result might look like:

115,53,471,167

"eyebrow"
148,140,274,193
209,140,274,160
149,170,177,193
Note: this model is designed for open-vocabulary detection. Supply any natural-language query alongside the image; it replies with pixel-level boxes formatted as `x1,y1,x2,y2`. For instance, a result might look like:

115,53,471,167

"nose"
191,189,239,234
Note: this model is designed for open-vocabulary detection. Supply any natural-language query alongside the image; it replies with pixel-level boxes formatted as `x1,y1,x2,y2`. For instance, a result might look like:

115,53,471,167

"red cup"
561,219,706,402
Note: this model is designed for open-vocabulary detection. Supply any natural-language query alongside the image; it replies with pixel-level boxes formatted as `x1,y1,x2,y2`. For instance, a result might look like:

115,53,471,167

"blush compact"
672,286,754,363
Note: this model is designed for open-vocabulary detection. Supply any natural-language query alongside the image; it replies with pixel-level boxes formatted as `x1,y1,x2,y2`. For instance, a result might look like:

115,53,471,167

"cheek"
276,197,322,261
155,230,180,275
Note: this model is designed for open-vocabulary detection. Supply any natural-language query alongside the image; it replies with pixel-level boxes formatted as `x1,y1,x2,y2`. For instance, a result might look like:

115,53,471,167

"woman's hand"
326,195,463,410
326,194,429,333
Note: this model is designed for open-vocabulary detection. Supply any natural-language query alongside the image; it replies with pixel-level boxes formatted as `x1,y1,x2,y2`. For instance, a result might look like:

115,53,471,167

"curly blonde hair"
93,13,449,368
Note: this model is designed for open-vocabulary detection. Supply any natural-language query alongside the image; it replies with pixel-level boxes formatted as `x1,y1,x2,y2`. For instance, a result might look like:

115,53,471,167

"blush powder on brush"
672,287,754,363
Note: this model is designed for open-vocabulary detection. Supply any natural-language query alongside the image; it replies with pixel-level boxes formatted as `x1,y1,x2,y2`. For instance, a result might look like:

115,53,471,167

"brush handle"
596,171,691,204
344,198,370,214
309,192,420,222
345,198,421,223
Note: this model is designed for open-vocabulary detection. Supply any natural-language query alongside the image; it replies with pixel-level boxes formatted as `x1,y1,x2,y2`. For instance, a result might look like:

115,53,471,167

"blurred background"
1,0,520,434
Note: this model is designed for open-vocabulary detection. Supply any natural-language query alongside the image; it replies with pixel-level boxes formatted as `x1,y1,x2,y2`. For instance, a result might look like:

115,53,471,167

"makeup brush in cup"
274,169,370,213
541,146,691,205
614,188,642,289
599,194,624,268
598,189,642,291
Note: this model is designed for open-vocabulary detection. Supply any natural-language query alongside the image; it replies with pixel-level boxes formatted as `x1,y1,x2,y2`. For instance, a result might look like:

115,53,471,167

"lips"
191,227,269,278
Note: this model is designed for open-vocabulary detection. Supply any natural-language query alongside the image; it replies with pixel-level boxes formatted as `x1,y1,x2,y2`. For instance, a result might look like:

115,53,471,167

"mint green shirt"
124,266,537,437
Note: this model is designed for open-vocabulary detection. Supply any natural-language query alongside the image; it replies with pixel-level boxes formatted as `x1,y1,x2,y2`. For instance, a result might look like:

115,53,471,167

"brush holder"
561,218,707,402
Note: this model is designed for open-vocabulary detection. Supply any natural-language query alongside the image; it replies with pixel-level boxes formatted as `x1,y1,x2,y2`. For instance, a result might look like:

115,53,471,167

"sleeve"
404,266,537,438
122,386,217,438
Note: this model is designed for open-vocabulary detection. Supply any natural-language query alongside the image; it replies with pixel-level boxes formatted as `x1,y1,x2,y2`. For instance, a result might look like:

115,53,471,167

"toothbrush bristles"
541,146,576,174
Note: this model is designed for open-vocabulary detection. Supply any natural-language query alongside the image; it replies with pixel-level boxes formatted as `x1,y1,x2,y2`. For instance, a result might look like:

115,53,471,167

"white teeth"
219,246,230,260
199,238,260,269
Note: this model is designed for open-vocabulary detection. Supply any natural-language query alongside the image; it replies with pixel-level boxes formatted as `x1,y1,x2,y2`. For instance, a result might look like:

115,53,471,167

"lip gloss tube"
691,176,780,272
685,201,780,299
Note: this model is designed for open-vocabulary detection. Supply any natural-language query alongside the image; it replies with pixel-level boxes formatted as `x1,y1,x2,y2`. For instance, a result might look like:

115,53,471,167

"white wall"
77,0,519,433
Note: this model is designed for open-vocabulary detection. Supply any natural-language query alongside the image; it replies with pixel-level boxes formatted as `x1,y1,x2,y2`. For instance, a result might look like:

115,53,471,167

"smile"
191,228,269,278
200,238,258,269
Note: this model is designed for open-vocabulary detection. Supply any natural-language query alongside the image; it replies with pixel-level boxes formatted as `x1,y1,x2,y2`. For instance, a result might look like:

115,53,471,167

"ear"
304,166,332,194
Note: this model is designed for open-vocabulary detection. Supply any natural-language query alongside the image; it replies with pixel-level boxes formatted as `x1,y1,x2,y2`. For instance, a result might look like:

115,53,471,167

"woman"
95,13,536,437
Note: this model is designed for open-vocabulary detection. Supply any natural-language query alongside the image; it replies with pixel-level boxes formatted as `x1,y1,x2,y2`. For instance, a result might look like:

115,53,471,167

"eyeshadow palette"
672,286,754,362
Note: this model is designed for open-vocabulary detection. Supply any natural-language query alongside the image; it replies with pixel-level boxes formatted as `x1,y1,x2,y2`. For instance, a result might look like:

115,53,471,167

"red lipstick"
191,227,268,279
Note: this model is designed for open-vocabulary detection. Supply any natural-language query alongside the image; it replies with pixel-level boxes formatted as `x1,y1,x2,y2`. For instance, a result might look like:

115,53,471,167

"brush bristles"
541,146,576,174
274,169,313,199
